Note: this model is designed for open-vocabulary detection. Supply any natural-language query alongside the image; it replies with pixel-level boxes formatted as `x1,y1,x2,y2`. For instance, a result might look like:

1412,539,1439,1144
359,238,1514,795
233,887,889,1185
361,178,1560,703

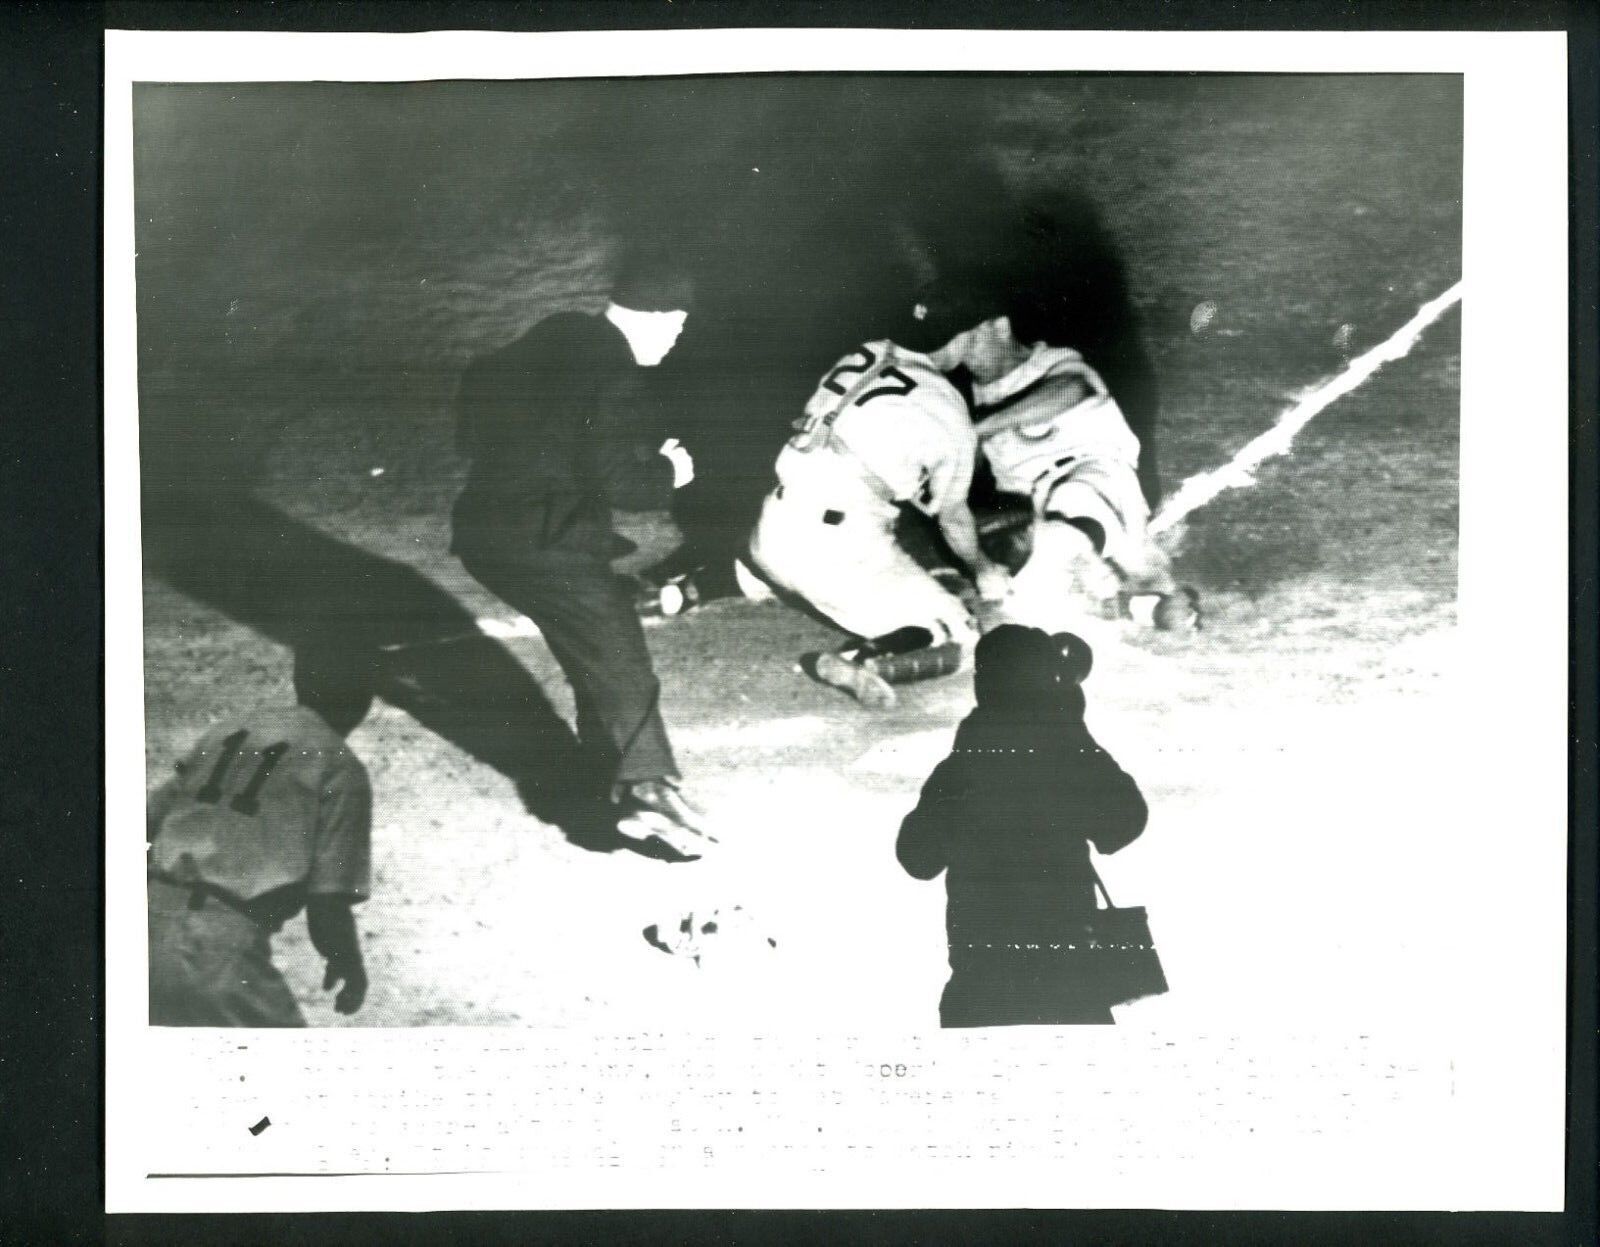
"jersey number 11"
194,730,289,817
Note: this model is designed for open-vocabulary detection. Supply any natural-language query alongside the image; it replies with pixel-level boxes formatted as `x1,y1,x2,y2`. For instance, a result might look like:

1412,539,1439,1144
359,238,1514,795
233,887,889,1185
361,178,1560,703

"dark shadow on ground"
144,489,652,856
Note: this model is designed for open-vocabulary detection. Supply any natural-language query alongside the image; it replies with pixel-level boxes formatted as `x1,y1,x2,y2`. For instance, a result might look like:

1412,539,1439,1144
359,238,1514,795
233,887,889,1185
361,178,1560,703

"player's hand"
936,604,982,647
659,438,695,489
975,563,1013,603
323,959,368,1014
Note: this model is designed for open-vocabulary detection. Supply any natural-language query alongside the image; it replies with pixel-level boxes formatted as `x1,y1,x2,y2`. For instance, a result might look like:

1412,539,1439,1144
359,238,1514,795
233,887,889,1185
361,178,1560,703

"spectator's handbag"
1081,863,1169,1008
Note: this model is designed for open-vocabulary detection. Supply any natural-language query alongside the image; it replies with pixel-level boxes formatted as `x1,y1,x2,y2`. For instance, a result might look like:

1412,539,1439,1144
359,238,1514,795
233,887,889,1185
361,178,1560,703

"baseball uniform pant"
749,489,974,643
148,879,306,1027
1007,460,1174,628
458,554,679,790
1034,457,1155,572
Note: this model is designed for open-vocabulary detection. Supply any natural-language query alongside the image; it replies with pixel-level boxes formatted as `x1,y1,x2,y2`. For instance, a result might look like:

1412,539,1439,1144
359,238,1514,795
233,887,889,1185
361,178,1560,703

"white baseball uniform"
971,344,1149,559
954,331,1175,627
749,340,978,642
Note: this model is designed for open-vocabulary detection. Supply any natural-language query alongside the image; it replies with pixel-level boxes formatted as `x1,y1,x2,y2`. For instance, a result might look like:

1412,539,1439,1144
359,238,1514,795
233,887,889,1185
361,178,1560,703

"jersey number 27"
790,345,920,451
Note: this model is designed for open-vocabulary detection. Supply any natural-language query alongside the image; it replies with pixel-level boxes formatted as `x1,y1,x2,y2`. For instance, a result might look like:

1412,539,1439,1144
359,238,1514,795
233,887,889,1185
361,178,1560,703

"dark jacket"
451,312,674,565
897,697,1147,950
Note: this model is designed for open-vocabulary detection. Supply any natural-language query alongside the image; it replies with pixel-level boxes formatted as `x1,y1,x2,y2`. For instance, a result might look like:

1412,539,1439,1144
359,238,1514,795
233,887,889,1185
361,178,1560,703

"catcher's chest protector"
974,350,1143,498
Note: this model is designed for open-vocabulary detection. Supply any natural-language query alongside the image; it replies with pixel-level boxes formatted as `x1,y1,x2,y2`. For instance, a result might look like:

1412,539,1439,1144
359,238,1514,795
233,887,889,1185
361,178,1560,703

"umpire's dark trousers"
458,552,679,793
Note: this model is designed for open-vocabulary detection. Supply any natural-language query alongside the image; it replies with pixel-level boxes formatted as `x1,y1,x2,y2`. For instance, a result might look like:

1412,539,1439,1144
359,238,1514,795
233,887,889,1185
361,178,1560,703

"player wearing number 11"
145,647,375,1026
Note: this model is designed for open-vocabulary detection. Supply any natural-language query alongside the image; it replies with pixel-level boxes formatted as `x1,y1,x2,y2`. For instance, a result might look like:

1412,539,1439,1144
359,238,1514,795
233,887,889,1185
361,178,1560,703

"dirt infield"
136,73,1461,1028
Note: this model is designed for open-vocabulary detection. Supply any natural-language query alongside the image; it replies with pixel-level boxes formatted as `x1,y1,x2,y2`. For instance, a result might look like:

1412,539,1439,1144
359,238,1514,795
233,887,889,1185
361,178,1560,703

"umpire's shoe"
615,779,717,858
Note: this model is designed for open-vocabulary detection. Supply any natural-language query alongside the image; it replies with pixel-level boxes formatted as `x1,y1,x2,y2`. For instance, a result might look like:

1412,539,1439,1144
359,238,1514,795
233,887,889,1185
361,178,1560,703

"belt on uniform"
1027,454,1080,493
773,485,846,525
150,874,261,923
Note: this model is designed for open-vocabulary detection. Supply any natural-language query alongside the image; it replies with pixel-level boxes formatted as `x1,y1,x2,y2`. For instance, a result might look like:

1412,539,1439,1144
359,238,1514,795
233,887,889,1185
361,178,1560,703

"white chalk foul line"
1150,281,1463,537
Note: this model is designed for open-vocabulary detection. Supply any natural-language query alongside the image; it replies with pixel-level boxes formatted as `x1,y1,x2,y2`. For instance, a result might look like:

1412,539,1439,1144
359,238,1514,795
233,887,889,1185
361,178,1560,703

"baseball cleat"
615,779,718,857
811,651,898,709
616,809,706,858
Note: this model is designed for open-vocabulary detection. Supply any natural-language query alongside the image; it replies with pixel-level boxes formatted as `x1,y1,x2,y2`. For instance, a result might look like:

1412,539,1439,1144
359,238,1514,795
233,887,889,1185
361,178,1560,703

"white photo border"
105,28,1569,1213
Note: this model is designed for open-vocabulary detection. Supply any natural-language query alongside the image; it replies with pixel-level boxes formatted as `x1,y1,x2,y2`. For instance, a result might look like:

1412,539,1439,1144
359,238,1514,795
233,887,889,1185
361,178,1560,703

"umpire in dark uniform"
451,247,710,854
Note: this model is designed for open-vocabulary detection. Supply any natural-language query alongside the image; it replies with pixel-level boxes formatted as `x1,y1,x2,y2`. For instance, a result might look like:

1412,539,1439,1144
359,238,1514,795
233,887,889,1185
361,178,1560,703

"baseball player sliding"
934,313,1200,634
747,339,1012,708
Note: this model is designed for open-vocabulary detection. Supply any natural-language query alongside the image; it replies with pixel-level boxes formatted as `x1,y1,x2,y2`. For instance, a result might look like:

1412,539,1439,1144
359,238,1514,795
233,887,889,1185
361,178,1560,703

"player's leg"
212,922,308,1027
1006,515,1119,632
1073,461,1201,630
754,495,976,638
812,624,965,710
506,562,714,852
803,536,976,707
806,545,977,708
1063,461,1174,590
512,567,677,784
149,882,307,1026
1030,463,1199,631
746,488,825,605
456,553,708,852
459,555,676,783
148,881,206,1025
751,491,976,706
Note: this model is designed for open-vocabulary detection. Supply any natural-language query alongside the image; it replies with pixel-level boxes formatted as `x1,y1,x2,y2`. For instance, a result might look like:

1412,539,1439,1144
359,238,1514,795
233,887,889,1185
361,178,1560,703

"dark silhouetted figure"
897,626,1148,1026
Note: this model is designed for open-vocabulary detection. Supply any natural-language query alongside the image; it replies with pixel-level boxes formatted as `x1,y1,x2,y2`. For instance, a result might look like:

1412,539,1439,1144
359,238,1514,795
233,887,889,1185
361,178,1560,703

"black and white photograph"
103,26,1571,1212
